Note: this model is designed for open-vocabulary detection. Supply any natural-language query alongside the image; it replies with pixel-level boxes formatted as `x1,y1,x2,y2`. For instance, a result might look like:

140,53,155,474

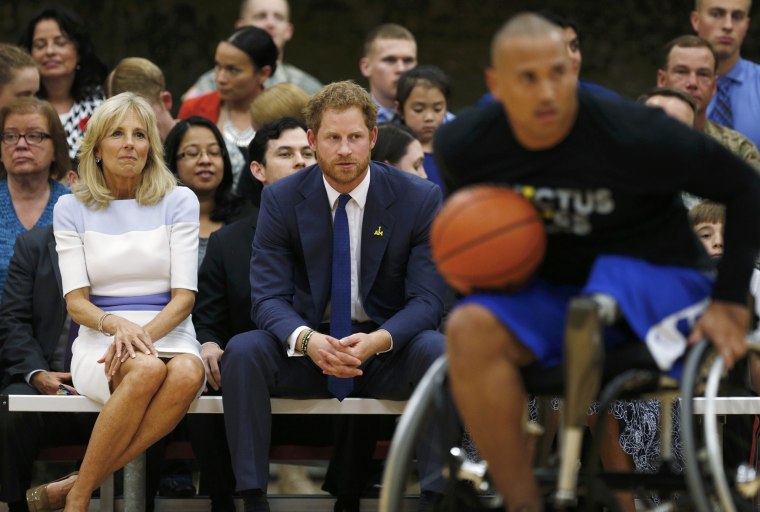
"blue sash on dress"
90,292,170,311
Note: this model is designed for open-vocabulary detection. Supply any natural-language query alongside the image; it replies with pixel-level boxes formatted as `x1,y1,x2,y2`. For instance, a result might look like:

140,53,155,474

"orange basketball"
431,185,546,293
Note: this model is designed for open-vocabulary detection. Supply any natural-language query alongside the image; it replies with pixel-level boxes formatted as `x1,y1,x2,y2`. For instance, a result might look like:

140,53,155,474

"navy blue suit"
221,162,446,492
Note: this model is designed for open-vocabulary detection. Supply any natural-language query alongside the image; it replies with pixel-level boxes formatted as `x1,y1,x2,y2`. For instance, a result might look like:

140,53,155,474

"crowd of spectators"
1,0,760,511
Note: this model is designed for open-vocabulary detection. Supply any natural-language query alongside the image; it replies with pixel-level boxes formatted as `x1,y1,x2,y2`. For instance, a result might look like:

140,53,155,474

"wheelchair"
379,295,760,512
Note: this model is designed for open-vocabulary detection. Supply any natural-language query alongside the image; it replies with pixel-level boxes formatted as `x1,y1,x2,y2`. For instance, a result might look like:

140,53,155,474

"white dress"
53,187,201,404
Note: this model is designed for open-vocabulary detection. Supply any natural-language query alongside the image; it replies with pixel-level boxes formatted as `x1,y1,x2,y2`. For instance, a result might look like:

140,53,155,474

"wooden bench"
2,395,406,512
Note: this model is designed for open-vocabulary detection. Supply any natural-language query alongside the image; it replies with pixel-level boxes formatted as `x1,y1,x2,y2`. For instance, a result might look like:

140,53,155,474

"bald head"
491,13,565,65
486,12,578,150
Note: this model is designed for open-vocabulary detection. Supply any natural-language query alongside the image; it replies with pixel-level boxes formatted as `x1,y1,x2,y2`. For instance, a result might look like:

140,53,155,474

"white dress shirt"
286,168,387,356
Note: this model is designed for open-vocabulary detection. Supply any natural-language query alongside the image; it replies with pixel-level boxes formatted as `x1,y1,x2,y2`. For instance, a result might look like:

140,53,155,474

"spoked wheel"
681,340,757,512
379,356,504,512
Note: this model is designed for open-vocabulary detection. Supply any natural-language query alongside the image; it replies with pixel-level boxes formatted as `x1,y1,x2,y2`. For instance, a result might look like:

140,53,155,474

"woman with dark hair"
179,26,278,186
19,6,107,162
372,123,427,179
164,116,244,264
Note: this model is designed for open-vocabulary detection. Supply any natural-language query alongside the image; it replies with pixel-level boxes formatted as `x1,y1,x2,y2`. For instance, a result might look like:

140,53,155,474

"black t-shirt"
434,92,760,303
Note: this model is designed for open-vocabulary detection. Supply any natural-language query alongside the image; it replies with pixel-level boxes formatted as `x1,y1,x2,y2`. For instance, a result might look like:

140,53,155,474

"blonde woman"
249,82,309,131
27,93,204,512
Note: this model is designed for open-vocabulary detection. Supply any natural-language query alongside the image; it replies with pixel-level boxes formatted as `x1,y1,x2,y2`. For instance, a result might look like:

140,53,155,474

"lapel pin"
374,226,384,236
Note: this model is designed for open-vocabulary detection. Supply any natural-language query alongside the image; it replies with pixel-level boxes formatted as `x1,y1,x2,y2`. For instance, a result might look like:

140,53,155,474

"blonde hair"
688,201,725,226
74,92,176,210
303,80,377,135
250,83,310,131
0,43,36,87
105,57,165,103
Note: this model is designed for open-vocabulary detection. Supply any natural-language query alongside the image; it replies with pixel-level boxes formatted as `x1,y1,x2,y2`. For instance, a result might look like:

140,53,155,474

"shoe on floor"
277,465,320,495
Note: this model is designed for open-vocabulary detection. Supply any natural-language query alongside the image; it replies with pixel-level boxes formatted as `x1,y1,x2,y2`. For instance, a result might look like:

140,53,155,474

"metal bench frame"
2,395,406,512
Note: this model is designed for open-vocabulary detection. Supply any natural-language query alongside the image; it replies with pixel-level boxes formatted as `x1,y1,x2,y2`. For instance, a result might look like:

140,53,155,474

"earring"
95,157,102,167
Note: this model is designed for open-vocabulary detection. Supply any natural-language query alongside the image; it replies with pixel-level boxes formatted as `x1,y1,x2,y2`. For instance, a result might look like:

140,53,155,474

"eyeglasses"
177,145,223,161
0,132,52,146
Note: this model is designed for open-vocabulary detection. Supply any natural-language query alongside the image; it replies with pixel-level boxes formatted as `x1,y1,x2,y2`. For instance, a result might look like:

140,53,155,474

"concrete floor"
1,461,421,512
1,496,422,512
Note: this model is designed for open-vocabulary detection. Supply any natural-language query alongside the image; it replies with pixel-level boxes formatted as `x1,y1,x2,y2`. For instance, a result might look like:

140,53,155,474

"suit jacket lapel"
47,235,63,299
296,167,333,321
361,164,395,302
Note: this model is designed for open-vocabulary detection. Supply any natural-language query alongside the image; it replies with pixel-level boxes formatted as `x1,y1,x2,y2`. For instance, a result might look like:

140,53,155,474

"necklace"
222,104,255,147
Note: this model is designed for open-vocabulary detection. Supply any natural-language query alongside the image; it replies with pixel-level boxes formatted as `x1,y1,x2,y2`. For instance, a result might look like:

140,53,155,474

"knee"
223,333,248,361
125,355,168,391
414,331,446,364
222,331,270,371
445,304,499,356
446,304,530,366
222,332,281,396
167,355,205,393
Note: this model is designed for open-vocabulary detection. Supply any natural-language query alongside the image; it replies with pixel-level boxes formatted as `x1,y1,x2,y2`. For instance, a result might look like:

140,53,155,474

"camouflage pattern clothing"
704,120,760,171
703,121,760,269
683,120,760,211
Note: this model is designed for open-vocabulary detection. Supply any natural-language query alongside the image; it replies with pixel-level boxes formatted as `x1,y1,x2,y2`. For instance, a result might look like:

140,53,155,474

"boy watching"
689,201,760,400
689,201,759,311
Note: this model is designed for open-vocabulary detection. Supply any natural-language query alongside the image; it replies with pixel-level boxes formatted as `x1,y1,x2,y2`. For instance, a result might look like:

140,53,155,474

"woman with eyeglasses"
19,6,107,163
164,117,244,265
0,97,69,299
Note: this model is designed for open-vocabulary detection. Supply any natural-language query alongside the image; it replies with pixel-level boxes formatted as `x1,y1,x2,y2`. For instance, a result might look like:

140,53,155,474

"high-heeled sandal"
26,471,79,512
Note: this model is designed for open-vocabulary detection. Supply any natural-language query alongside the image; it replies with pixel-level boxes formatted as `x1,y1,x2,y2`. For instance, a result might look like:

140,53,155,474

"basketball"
431,185,546,293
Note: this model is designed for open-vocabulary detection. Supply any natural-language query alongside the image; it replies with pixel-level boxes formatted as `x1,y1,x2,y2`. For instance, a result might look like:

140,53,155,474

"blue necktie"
328,194,354,400
712,76,734,129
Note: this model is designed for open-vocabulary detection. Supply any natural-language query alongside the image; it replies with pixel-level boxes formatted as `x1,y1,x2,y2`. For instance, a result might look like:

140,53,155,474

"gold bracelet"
98,313,113,335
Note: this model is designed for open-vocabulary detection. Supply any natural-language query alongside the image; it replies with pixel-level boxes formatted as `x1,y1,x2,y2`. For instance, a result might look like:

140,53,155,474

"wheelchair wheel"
681,339,757,512
380,354,623,512
379,355,505,512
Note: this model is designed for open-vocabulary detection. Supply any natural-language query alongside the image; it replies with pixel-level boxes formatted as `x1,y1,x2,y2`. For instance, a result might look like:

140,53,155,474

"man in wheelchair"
433,12,760,512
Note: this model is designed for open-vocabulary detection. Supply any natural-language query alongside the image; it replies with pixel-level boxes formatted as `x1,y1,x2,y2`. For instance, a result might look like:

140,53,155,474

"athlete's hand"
689,300,749,369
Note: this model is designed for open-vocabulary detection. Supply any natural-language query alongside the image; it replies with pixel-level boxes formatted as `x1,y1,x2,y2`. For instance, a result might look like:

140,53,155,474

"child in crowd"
690,201,760,476
395,65,451,192
689,202,760,391
372,123,427,179
689,201,760,319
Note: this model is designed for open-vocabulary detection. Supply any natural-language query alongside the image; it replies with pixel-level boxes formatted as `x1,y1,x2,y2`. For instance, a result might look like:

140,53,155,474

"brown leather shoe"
26,471,78,512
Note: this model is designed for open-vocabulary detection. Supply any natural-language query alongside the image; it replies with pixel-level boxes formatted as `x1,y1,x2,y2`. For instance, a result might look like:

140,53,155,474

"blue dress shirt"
707,58,760,149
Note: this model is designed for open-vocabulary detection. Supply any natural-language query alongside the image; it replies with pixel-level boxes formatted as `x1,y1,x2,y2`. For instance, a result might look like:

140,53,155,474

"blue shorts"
460,255,713,379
